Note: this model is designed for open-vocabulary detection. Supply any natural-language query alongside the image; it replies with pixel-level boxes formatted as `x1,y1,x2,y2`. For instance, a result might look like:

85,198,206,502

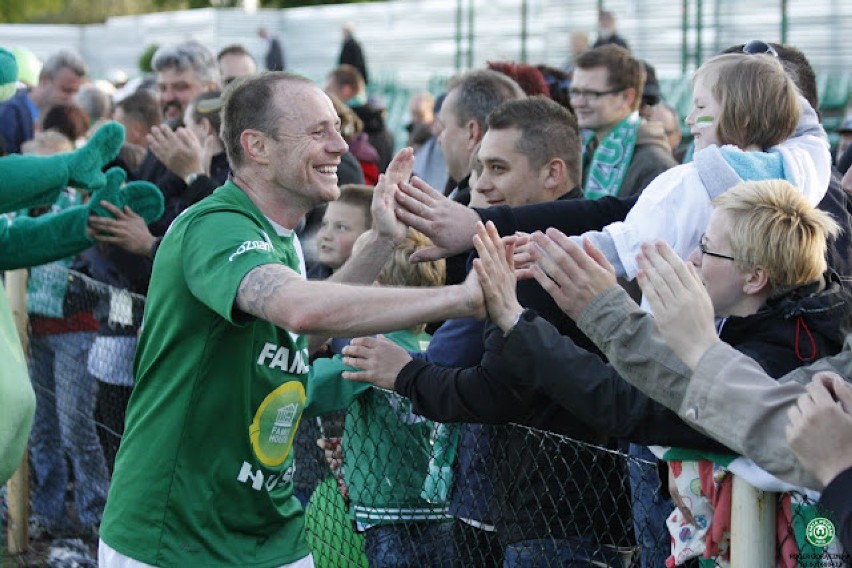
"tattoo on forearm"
237,265,288,321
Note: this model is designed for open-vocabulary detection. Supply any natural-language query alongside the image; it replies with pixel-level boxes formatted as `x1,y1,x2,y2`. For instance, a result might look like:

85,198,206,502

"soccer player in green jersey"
98,72,484,568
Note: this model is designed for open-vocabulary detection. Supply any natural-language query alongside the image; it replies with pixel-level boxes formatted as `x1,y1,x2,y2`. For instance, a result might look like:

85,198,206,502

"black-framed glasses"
699,234,736,261
742,39,778,57
568,87,624,101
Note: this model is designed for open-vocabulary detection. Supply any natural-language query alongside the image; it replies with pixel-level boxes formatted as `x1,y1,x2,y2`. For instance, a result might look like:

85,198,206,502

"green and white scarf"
582,112,641,200
421,422,459,503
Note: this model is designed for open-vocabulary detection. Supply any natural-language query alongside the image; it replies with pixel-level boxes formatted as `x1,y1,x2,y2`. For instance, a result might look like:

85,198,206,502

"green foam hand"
0,48,19,102
63,121,125,191
90,167,164,224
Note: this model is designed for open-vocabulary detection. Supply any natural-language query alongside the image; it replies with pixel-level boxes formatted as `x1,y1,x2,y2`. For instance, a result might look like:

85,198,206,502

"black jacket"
477,273,847,447
820,467,852,553
397,269,846,545
265,38,285,71
477,194,637,240
351,104,393,173
339,37,368,84
819,172,852,283
395,188,633,547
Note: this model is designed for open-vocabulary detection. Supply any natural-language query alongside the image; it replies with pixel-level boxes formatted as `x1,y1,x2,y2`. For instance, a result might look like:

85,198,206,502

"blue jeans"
452,518,503,568
503,537,624,568
627,444,673,568
365,521,454,567
29,332,109,530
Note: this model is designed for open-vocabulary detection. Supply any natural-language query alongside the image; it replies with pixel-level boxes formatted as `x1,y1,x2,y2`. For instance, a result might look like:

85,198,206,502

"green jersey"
100,182,312,567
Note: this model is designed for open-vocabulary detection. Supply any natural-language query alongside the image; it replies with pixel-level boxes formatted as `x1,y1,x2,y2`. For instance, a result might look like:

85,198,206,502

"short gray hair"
222,72,313,170
446,70,525,129
75,84,113,123
41,49,87,79
152,40,219,86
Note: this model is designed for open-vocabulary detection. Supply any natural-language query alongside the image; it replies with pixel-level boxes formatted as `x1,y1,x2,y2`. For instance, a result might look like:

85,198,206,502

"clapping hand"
637,241,718,369
472,221,523,332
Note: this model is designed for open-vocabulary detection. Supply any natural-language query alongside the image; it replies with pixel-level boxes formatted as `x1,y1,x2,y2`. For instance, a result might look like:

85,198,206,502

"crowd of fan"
1,9,851,568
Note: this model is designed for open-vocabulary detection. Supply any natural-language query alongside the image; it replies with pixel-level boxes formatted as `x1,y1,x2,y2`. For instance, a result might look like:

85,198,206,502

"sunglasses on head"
742,39,778,57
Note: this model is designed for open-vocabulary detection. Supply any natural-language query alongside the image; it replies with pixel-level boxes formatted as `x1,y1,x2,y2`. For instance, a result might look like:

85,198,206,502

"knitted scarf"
582,112,641,199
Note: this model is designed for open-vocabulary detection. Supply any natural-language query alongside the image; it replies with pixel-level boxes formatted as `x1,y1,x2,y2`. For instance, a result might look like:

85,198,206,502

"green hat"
0,48,19,102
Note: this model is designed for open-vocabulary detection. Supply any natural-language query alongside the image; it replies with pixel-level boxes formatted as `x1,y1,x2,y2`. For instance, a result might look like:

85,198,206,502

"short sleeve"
181,209,292,324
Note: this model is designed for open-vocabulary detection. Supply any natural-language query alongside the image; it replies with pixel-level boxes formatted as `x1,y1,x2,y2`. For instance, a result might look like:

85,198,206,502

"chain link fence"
2,264,849,567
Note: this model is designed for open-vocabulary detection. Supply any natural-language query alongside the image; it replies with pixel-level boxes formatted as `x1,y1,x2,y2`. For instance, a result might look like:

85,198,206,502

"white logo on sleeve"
229,231,274,262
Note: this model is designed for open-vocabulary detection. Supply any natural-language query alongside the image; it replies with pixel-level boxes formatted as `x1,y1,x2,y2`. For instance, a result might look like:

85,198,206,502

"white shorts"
98,539,315,568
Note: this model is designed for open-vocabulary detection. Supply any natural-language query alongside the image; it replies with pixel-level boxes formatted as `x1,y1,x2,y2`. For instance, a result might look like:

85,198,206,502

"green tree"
262,0,384,8
0,0,385,24
139,44,160,74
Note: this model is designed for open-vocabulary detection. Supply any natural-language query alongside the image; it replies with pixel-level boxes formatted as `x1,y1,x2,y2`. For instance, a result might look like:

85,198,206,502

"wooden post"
5,269,30,554
730,475,775,567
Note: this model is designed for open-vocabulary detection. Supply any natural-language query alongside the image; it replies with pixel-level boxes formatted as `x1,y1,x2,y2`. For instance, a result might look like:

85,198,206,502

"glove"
89,167,164,224
62,121,124,191
0,122,125,214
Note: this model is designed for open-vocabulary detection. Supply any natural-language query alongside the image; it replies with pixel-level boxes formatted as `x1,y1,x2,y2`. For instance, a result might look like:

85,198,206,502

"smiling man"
443,96,583,565
0,49,87,154
340,99,635,567
474,97,581,208
570,45,675,199
151,40,219,129
97,72,484,568
132,41,221,239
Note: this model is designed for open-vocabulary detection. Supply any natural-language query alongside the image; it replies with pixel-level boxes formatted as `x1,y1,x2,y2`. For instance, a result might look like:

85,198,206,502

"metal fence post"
5,268,30,554
730,475,775,567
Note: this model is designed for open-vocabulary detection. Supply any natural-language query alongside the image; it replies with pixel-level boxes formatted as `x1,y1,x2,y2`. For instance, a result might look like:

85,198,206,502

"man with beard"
136,40,220,237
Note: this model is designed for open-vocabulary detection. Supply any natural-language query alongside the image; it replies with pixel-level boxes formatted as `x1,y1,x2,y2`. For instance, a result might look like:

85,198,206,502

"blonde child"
306,229,453,567
567,52,830,281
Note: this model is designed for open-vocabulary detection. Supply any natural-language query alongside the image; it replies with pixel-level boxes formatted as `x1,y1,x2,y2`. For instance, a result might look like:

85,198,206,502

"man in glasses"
570,45,676,200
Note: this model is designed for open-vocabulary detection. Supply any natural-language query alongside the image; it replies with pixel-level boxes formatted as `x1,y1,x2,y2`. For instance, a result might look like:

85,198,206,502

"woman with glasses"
470,178,847,566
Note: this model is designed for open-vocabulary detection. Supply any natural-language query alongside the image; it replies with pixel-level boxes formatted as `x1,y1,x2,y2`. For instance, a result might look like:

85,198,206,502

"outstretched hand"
786,372,852,487
341,335,412,390
472,221,523,332
525,229,617,320
395,176,480,262
371,147,415,244
636,241,717,370
64,121,124,191
511,232,535,278
88,201,157,257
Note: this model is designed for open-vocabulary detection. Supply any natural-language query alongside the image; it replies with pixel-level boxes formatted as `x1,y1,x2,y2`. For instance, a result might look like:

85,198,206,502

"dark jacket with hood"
475,272,848,445
398,272,847,546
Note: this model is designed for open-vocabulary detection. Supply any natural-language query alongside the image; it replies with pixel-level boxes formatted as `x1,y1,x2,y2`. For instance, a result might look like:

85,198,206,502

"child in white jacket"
575,52,831,278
